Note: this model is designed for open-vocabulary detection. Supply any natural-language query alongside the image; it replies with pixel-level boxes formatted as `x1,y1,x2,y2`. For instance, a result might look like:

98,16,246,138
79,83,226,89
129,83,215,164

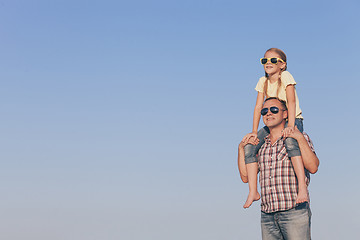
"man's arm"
288,127,319,174
238,142,248,183
238,137,260,182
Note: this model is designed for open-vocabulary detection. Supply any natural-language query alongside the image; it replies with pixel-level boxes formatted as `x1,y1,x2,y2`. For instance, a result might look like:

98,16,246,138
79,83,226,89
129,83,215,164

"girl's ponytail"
263,74,269,98
276,70,283,97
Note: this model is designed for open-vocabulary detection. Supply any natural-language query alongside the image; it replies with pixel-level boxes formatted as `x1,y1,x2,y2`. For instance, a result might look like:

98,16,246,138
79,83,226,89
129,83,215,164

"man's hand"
282,126,295,138
241,132,259,146
284,126,303,140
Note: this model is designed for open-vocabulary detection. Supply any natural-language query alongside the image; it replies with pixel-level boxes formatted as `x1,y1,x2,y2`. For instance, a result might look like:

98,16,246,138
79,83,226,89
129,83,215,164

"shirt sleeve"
281,71,297,87
255,77,266,93
303,133,316,153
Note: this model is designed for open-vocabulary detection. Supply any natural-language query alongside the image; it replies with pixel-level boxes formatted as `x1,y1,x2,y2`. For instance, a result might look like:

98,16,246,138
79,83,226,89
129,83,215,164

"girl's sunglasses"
261,106,284,116
260,57,285,65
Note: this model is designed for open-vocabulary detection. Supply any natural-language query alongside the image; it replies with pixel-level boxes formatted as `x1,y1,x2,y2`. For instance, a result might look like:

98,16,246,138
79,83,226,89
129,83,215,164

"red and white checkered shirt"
258,133,315,213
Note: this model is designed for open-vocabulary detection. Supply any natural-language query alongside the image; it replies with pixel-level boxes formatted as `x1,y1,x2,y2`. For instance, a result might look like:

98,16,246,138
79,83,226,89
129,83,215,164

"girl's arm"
285,85,296,127
242,92,264,143
252,92,265,132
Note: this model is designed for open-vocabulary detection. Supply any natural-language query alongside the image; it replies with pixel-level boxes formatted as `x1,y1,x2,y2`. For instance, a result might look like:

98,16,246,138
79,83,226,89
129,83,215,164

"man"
238,97,319,240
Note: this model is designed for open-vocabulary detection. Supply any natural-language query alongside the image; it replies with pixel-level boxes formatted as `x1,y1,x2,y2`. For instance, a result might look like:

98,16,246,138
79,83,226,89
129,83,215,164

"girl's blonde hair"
263,48,287,98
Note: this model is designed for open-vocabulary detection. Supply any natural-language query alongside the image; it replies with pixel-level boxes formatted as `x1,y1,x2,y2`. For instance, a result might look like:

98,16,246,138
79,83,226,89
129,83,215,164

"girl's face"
263,51,286,76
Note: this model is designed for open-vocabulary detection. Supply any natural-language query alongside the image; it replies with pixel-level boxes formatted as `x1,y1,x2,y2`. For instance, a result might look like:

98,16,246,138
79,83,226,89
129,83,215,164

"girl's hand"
242,132,259,146
282,126,295,138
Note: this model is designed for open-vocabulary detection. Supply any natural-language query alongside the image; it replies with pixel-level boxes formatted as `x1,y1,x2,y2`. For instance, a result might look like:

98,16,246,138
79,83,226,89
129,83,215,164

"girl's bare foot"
243,191,260,208
296,188,309,204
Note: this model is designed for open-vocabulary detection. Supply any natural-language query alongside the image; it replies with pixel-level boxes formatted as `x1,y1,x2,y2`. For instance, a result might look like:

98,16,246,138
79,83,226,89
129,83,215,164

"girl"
242,48,307,208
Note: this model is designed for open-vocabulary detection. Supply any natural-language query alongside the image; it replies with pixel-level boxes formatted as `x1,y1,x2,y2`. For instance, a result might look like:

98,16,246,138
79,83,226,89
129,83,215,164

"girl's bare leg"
291,155,309,204
243,162,260,208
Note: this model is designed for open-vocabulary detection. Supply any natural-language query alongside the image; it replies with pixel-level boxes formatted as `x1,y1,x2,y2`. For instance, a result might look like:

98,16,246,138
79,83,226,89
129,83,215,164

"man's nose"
265,110,272,116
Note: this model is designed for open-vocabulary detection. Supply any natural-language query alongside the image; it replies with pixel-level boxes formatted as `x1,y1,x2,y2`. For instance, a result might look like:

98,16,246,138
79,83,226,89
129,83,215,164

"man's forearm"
238,143,248,183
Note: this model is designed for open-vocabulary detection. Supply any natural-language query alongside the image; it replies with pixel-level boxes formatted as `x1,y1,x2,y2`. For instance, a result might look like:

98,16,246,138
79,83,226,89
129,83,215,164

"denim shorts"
244,118,303,164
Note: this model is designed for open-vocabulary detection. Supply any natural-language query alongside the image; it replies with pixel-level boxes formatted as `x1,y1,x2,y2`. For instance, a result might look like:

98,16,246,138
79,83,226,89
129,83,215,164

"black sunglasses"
261,106,285,116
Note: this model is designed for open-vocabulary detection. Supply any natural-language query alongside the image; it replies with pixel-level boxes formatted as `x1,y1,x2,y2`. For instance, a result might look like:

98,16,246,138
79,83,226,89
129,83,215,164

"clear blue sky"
0,0,359,239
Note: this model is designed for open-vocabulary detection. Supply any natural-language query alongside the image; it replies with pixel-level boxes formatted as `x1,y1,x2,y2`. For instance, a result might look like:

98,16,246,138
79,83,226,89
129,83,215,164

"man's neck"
268,125,285,144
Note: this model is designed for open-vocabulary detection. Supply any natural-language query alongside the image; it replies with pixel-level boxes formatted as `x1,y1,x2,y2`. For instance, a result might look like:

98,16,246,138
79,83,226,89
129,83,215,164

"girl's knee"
244,144,256,158
284,137,300,156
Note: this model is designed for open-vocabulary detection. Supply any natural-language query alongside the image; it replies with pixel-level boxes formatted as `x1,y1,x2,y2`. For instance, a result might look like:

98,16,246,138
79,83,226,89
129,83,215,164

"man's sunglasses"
261,106,285,116
260,57,285,65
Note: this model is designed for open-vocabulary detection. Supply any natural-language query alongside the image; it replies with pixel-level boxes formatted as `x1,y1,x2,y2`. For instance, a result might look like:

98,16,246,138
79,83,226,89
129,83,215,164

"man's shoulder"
302,132,311,141
302,132,316,152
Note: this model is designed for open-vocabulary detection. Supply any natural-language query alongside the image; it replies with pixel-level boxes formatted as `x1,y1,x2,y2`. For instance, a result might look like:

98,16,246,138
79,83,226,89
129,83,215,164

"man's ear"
283,110,288,120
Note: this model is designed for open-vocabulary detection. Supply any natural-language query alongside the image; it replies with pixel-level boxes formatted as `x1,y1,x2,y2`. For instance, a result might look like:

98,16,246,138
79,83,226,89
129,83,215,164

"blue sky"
0,0,359,239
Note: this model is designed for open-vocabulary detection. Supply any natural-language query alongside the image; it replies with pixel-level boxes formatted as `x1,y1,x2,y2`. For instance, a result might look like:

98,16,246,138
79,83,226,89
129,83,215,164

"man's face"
262,99,287,128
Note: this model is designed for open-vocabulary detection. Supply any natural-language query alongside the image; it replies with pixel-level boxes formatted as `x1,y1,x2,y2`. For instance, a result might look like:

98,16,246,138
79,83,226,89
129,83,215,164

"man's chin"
264,121,274,127
264,121,278,128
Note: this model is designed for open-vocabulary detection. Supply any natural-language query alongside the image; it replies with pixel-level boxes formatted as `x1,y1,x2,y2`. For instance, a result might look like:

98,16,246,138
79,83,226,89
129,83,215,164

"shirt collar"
264,134,285,144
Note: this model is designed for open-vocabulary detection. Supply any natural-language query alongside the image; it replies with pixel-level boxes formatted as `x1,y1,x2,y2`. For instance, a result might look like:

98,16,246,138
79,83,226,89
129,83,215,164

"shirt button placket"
269,152,275,189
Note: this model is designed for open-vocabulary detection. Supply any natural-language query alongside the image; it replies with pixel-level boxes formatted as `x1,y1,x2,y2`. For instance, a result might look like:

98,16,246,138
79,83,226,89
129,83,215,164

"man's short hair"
264,97,288,111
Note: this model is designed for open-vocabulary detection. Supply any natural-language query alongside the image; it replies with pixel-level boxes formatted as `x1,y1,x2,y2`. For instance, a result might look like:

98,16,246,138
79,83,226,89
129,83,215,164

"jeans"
261,202,312,240
244,118,304,164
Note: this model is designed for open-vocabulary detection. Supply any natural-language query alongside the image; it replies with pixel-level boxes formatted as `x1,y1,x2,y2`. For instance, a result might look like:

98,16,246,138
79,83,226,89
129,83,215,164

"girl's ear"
280,62,287,71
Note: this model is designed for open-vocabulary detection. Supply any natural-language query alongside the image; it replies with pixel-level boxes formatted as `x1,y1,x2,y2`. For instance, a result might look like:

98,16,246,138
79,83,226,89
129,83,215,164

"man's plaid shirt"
258,133,315,213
